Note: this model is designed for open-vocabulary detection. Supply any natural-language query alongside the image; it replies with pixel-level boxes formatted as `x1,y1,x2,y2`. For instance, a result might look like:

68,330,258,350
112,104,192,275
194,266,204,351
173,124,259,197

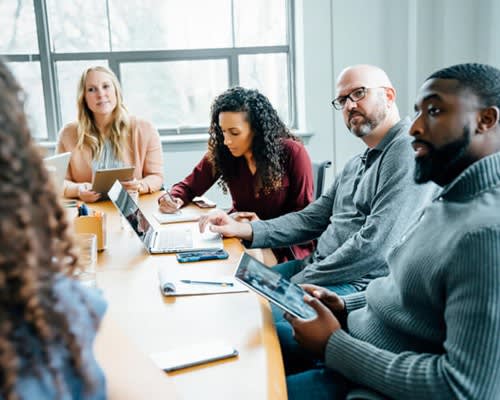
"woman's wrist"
137,181,145,194
77,183,90,196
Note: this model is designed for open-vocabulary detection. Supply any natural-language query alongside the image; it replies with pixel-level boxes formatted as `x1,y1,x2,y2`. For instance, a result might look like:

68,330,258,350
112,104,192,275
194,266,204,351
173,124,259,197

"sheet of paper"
153,210,200,224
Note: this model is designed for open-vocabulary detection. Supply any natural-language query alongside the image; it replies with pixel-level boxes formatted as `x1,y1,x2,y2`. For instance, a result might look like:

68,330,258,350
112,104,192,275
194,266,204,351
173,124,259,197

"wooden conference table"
88,193,287,400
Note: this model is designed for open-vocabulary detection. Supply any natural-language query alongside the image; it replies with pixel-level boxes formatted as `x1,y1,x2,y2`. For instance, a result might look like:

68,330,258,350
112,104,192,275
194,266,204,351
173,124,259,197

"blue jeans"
270,259,359,390
286,368,350,400
277,320,352,399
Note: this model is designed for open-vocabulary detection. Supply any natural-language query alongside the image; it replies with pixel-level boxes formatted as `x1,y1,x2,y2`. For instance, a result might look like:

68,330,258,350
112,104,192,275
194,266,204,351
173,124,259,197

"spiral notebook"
158,269,247,297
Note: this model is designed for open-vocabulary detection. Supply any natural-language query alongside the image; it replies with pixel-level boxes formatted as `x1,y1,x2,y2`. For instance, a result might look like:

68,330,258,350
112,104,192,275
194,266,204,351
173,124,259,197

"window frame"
2,0,296,141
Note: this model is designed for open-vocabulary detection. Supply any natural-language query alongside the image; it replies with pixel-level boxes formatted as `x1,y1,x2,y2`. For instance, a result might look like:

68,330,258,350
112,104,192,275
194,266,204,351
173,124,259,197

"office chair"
312,160,332,199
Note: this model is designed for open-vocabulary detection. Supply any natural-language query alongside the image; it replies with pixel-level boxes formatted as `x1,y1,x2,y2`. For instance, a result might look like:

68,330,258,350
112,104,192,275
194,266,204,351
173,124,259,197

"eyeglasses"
331,86,387,110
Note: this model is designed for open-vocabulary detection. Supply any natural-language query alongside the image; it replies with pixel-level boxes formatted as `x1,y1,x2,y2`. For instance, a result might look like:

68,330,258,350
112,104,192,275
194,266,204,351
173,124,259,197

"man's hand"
198,210,253,240
301,284,345,314
301,284,348,328
284,296,341,357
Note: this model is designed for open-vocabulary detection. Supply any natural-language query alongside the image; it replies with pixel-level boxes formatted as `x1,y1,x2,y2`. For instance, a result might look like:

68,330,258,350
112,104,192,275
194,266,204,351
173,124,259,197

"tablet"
91,166,135,194
234,252,317,319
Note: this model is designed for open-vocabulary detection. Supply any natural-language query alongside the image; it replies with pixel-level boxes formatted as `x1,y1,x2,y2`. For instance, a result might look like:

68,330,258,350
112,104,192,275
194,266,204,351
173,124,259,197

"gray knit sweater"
250,118,436,287
327,152,500,399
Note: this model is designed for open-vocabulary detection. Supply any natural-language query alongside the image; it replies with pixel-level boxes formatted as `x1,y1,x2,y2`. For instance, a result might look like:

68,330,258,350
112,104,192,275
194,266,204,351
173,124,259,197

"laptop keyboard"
158,229,193,249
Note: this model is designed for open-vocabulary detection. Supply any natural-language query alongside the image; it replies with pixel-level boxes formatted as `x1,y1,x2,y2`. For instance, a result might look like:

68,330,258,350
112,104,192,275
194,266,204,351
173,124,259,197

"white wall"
164,0,500,204
302,0,500,171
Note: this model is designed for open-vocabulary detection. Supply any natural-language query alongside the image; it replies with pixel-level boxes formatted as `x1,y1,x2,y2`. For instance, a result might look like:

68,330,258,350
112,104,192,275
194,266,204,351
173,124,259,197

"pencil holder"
74,213,107,251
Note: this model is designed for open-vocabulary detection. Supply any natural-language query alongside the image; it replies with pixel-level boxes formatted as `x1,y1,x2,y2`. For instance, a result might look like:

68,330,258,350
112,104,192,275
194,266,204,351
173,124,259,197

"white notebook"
153,209,200,224
158,269,247,297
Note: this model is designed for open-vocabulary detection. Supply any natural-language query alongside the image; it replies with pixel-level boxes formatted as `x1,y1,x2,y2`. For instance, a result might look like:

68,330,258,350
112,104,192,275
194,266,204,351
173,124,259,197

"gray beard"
350,121,374,137
348,97,387,137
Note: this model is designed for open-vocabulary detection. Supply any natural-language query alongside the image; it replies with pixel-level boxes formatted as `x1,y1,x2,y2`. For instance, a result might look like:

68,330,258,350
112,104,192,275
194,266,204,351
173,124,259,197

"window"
1,0,295,141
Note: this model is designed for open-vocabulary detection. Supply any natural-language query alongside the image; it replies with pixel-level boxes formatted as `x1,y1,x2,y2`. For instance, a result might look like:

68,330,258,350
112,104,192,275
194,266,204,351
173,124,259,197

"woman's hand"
121,178,143,194
78,183,101,203
158,193,184,214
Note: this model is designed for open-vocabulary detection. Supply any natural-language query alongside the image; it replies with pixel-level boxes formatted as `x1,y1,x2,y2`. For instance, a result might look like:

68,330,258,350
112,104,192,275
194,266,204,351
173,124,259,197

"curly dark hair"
208,87,299,194
0,60,99,399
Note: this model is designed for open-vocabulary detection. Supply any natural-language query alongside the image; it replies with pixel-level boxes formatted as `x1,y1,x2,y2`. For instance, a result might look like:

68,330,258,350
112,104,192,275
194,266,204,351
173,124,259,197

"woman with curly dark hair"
0,60,176,399
158,87,314,262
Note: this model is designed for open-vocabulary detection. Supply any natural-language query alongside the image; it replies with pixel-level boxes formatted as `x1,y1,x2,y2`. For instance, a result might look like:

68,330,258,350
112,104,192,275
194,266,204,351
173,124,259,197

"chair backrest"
312,160,332,200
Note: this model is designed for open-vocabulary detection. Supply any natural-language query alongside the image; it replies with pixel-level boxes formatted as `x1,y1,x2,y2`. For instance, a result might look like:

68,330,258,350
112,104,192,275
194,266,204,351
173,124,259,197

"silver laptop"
44,152,71,196
108,180,223,254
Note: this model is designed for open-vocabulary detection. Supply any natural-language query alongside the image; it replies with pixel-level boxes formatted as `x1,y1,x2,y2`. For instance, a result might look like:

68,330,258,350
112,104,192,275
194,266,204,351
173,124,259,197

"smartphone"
150,342,238,372
193,196,216,209
176,249,229,263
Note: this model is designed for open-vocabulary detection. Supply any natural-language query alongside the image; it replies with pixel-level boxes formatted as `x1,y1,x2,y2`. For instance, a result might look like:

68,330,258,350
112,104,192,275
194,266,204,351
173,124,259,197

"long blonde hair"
76,66,130,161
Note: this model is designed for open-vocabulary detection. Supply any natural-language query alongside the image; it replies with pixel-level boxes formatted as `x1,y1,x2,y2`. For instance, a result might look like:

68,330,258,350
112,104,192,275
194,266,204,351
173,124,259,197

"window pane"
109,0,231,50
234,0,287,47
239,53,289,124
47,0,109,52
0,0,38,53
8,62,47,139
56,61,109,126
120,60,228,129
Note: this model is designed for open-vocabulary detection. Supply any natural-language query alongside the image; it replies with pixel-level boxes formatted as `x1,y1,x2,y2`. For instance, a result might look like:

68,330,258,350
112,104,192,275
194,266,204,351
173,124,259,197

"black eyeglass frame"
331,86,388,110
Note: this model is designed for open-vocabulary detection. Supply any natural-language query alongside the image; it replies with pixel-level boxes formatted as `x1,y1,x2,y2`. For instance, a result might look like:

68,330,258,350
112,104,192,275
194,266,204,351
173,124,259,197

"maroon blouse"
169,139,315,262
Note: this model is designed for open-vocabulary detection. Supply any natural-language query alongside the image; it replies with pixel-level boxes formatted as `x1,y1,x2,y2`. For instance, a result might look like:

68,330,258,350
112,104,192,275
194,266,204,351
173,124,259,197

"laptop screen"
44,152,71,195
108,180,155,249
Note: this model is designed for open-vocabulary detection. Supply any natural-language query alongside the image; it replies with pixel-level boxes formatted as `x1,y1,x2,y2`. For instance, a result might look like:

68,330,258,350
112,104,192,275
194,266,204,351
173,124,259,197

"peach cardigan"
56,117,164,198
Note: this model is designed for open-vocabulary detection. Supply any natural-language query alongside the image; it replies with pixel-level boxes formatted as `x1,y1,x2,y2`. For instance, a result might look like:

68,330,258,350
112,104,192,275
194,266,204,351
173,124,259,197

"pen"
63,199,78,208
164,189,181,210
180,279,234,287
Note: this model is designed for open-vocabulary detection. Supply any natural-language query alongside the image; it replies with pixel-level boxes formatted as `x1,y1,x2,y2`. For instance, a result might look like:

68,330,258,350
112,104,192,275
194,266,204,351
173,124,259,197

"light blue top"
3,277,107,400
92,140,126,170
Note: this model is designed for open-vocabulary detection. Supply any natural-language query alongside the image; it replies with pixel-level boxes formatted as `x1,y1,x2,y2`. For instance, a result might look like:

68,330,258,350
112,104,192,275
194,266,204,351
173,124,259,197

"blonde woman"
57,66,163,202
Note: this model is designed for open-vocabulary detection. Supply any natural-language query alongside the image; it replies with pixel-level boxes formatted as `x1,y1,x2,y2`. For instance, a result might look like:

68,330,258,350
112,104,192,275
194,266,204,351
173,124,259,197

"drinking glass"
74,233,97,288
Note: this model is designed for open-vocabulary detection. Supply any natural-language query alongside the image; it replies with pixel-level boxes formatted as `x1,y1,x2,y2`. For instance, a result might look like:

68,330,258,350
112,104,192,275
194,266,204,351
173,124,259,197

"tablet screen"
234,253,316,319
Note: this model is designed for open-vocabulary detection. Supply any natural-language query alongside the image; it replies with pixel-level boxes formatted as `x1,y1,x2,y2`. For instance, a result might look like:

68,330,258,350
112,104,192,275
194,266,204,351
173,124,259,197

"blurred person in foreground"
0,59,177,400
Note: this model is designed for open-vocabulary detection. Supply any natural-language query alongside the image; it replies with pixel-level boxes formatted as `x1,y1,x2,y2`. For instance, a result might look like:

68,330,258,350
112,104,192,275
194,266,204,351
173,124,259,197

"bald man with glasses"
200,64,436,297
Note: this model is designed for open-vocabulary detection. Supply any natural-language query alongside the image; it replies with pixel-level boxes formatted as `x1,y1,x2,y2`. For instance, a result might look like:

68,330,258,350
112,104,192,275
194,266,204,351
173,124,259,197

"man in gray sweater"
278,63,500,399
200,65,435,295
